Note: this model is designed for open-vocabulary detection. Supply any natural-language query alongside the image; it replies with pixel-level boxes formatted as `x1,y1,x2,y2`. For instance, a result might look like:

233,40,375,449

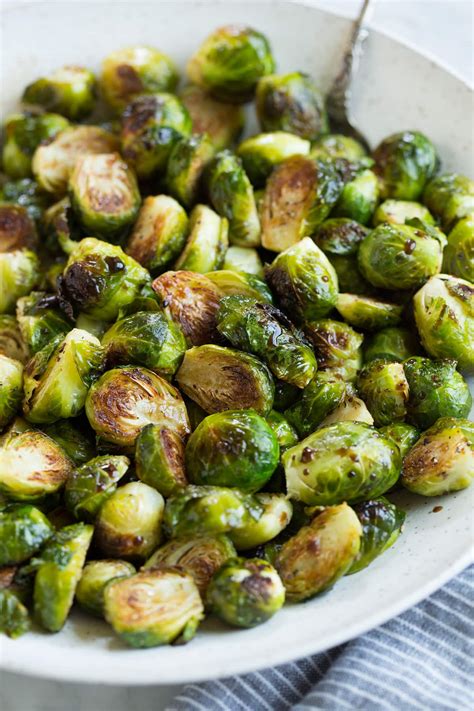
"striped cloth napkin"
170,565,473,711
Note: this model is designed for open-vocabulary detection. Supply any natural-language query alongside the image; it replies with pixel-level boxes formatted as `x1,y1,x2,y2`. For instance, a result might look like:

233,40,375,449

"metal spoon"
326,0,374,152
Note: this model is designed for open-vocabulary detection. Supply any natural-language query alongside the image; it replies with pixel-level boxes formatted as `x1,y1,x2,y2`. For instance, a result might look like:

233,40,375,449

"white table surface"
0,1,472,709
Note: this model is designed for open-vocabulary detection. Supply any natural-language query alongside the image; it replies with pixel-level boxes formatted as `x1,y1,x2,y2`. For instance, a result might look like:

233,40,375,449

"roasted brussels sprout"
179,84,245,149
152,270,221,346
217,295,317,388
443,215,474,282
236,132,310,187
423,172,474,231
402,417,474,496
186,409,279,492
175,204,228,272
373,131,439,200
285,371,346,438
23,328,104,424
404,357,472,429
0,315,27,362
363,327,421,363
349,498,406,574
0,504,53,565
0,355,23,428
332,168,379,226
187,25,275,102
166,133,215,208
69,152,140,243
16,291,73,355
40,418,95,466
0,589,30,638
304,318,363,381
318,393,374,427
283,421,401,505
275,504,361,601
32,125,119,196
265,411,298,451
0,204,37,252
2,112,69,179
143,534,236,595
230,493,293,550
65,455,129,520
23,66,96,120
101,46,178,112
76,559,135,617
379,422,420,458
413,274,474,372
0,177,50,228
311,134,367,161
120,93,191,178
207,270,272,302
135,423,188,498
86,366,190,449
223,245,263,276
313,217,369,256
59,238,150,321
373,199,435,226
104,567,204,648
0,249,40,314
357,359,409,427
336,294,403,331
102,310,186,378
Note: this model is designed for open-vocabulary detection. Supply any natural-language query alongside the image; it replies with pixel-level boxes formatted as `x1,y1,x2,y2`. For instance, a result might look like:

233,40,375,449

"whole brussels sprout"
229,493,293,550
16,291,73,355
69,152,140,243
40,417,95,465
120,93,191,178
152,270,221,346
176,345,274,415
236,132,310,187
100,46,178,113
313,217,369,256
23,66,96,120
179,84,245,150
207,557,284,627
443,215,474,282
275,503,361,601
403,356,472,429
223,245,263,277
285,371,346,438
32,125,119,196
358,221,445,291
166,133,215,208
102,310,186,378
363,326,422,363
357,359,409,427
135,423,188,498
0,504,53,566
2,112,69,179
0,355,23,428
372,131,439,200
379,422,420,458
186,409,279,492
207,270,273,303
86,366,190,448
217,295,317,388
0,177,50,228
0,589,30,638
65,455,129,520
143,534,236,595
187,25,275,102
311,134,367,161
175,204,228,272
59,237,150,321
332,168,379,225
0,315,27,362
23,328,105,424
373,199,435,226
265,411,298,451
104,567,204,648
413,274,474,371
283,421,401,505
402,417,474,496
304,318,363,382
0,204,37,252
0,249,40,314
76,559,135,617
318,393,374,428
349,498,406,574
423,172,474,230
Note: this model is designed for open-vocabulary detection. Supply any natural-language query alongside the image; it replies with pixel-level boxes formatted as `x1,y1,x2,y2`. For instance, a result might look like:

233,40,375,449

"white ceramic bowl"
1,0,473,686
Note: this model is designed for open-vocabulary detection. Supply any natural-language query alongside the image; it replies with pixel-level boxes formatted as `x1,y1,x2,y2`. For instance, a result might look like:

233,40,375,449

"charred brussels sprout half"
283,421,401,506
311,134,367,161
135,423,188,498
363,327,422,363
402,418,474,496
166,133,215,208
0,204,37,252
236,132,310,187
76,559,135,617
2,112,69,179
179,84,244,150
230,493,293,550
336,294,403,331
349,498,406,574
443,215,474,282
372,131,439,200
207,270,272,303
413,274,474,372
285,371,346,438
313,218,369,256
304,319,363,382
86,366,190,449
186,409,279,492
23,66,96,120
0,355,23,428
217,295,317,388
333,168,379,226
0,249,40,315
187,25,275,102
275,504,362,601
265,411,298,451
373,199,435,226
120,93,191,178
65,455,129,520
0,504,53,566
0,315,27,362
223,245,263,277
175,204,228,272
357,359,409,427
0,589,30,638
403,357,472,429
16,291,73,355
104,567,204,648
40,418,95,465
423,172,474,231
379,422,420,458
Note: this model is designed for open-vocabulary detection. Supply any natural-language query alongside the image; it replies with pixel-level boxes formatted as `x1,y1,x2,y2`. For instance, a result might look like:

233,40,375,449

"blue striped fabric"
170,565,473,711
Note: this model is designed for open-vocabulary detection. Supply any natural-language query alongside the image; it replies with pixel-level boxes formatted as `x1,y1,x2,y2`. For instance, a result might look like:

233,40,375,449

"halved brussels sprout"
16,291,73,355
332,168,379,226
95,481,164,560
373,131,439,200
135,423,188,497
283,421,401,505
166,133,215,208
152,270,221,346
86,366,189,448
319,394,374,427
186,409,279,492
23,328,105,424
174,204,228,272
423,172,474,231
275,503,361,601
236,132,310,187
76,559,135,617
0,249,40,314
0,589,30,638
59,237,150,321
304,318,363,381
443,215,474,282
311,134,367,161
265,411,298,451
402,417,474,496
0,355,23,429
101,46,178,113
176,345,274,416
69,152,140,243
40,418,95,466
373,199,435,226
0,204,37,252
207,270,272,302
23,66,96,120
413,274,474,372
217,295,317,388
349,498,406,574
0,177,50,228
313,217,369,256
187,25,275,102
336,294,403,332
265,237,339,321
379,422,420,458
285,371,346,438
206,150,260,247
179,84,245,149
32,125,119,196
65,454,129,520
404,356,472,429
0,429,72,501
357,359,409,427
0,315,27,362
104,567,204,648
230,493,292,550
2,112,69,179
256,72,327,140
102,310,186,378
363,326,422,363
120,93,191,178
223,245,263,276
0,504,53,565
207,557,284,627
